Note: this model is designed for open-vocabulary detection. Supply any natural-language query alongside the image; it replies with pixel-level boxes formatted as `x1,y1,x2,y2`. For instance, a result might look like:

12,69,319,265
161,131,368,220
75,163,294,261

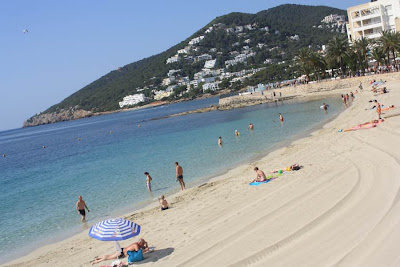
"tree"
326,36,349,77
353,37,370,74
378,30,399,64
297,47,313,80
370,46,385,69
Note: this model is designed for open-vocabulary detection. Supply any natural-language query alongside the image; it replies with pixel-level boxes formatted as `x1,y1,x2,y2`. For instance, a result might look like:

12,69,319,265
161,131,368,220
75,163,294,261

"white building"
196,54,212,62
204,59,217,69
202,82,220,92
235,26,244,32
205,26,214,34
162,76,176,86
177,48,188,54
154,90,173,100
166,55,180,64
322,14,346,24
289,34,300,41
188,36,205,45
346,0,400,42
119,94,146,108
226,28,234,33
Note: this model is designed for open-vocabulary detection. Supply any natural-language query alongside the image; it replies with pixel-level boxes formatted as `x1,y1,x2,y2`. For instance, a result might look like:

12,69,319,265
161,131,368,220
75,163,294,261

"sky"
0,0,366,131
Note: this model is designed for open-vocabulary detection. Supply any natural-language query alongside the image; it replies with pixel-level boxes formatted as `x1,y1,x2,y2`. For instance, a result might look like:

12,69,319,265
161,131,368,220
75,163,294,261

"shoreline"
6,79,398,266
2,91,345,266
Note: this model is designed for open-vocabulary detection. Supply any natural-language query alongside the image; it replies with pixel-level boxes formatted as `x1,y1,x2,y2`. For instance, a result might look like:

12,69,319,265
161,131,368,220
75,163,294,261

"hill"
24,4,346,127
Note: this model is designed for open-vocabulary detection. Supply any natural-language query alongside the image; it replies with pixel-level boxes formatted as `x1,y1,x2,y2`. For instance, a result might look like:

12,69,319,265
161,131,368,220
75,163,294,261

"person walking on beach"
248,123,254,130
252,167,267,183
218,136,223,146
175,162,185,190
279,113,284,123
76,196,90,222
376,101,382,119
144,172,152,193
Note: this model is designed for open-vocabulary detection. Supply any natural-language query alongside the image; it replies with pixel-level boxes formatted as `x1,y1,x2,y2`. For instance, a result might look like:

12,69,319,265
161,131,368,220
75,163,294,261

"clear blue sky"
0,0,366,131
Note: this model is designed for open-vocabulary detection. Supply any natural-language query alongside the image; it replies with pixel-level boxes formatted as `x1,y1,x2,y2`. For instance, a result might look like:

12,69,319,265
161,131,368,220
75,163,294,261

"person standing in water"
76,196,90,222
248,123,254,130
175,162,185,191
279,113,284,123
218,136,223,146
144,172,152,193
235,130,240,137
322,103,328,113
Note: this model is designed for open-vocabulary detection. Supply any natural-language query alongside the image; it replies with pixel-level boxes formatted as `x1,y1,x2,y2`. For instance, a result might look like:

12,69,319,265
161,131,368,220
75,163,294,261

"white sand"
3,80,400,267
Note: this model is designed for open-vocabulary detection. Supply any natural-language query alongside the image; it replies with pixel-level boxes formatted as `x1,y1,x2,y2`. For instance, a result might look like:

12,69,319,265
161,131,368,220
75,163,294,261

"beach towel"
249,177,277,186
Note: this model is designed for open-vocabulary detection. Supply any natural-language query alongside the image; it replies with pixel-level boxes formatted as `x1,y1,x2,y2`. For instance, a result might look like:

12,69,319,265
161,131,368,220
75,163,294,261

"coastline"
5,80,400,266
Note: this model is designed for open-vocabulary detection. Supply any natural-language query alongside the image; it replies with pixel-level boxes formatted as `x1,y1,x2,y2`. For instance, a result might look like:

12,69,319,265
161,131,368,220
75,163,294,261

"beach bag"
127,249,144,263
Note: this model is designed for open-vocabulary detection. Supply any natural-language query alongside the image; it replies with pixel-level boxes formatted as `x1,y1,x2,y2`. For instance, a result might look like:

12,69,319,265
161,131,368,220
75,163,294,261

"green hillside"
40,4,346,115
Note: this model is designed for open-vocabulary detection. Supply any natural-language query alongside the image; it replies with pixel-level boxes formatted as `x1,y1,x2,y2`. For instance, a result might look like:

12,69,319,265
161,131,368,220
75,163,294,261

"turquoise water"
0,96,343,263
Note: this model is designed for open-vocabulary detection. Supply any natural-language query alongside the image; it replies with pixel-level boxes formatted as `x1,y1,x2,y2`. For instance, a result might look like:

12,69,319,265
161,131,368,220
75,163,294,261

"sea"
0,95,344,264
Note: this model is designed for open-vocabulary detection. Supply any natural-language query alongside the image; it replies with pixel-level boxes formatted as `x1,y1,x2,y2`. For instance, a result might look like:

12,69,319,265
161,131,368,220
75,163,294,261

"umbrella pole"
115,241,122,259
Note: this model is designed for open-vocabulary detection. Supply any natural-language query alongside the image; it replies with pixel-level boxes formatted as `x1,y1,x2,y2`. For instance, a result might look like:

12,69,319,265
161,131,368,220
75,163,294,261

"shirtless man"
218,137,223,146
248,123,254,130
252,167,267,183
279,113,284,123
176,162,185,190
76,196,89,222
92,238,150,265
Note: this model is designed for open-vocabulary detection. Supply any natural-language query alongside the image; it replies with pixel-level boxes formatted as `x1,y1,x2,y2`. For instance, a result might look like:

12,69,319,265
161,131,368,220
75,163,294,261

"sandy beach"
4,78,400,267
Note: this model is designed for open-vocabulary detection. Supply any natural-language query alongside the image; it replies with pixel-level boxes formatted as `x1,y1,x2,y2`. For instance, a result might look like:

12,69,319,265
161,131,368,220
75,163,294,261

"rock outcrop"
23,107,93,127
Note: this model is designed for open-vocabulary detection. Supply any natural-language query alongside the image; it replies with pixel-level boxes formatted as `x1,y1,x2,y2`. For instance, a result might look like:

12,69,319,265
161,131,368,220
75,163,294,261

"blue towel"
249,180,272,186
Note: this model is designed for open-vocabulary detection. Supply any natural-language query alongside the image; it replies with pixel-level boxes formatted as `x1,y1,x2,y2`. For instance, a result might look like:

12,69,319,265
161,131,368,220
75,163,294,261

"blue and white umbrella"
89,218,141,241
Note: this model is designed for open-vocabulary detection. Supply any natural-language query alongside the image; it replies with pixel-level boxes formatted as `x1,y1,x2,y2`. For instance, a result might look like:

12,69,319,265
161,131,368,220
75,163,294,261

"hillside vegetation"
26,4,346,125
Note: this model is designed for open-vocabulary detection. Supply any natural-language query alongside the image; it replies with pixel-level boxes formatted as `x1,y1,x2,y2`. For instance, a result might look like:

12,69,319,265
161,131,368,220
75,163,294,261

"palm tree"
297,47,313,80
353,37,370,74
370,46,385,69
326,37,349,77
378,30,399,64
309,52,326,81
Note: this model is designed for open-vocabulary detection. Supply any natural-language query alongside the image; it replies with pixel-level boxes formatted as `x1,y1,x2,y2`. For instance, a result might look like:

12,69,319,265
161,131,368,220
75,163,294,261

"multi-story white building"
166,55,180,64
195,54,212,62
346,0,400,42
119,94,146,108
188,36,204,45
202,82,220,92
204,59,217,69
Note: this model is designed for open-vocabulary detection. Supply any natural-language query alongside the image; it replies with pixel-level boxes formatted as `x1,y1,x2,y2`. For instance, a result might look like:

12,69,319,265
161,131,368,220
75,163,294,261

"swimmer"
235,130,240,137
110,130,113,134
218,137,223,146
248,123,254,130
144,172,152,193
138,124,141,128
2,154,5,157
42,145,46,149
279,113,284,122
322,103,328,113
78,138,81,141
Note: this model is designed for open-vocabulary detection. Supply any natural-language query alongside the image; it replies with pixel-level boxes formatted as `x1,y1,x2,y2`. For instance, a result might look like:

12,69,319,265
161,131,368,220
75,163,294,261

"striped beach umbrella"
89,218,141,241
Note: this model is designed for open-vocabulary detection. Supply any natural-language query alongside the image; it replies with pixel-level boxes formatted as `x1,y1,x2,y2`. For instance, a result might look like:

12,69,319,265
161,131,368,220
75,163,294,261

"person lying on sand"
159,195,169,211
252,167,267,183
92,238,150,265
